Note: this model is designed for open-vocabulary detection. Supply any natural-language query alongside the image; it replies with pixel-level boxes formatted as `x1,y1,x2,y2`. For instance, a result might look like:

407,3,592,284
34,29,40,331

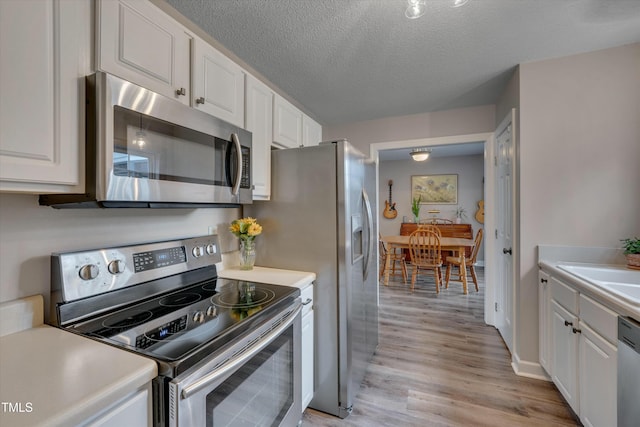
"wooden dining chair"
408,228,443,293
379,235,407,283
444,228,484,292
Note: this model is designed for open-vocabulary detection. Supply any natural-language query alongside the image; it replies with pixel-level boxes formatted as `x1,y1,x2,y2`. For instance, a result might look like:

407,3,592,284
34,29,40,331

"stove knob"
192,246,204,258
78,264,99,281
206,305,217,317
206,244,217,255
192,311,205,324
108,259,124,275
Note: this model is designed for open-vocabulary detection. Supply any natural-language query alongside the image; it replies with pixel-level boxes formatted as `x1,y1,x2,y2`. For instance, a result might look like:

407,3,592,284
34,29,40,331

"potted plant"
621,237,640,270
411,196,421,223
454,207,467,224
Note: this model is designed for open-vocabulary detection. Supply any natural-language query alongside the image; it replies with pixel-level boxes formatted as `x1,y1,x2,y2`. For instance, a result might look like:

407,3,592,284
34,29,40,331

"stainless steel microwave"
40,72,252,208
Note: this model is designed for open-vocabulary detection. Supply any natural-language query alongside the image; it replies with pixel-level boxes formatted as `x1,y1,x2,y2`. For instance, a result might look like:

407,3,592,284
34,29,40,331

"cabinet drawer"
300,285,313,316
579,294,618,344
551,276,578,313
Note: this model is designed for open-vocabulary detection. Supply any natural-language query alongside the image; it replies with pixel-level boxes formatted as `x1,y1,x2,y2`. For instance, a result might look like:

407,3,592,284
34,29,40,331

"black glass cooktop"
69,278,299,364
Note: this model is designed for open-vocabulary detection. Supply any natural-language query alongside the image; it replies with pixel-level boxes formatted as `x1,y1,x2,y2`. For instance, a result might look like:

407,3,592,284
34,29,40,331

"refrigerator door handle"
362,188,374,281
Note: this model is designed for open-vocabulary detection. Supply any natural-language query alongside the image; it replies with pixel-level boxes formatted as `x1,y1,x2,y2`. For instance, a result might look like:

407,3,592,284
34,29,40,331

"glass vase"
239,239,256,270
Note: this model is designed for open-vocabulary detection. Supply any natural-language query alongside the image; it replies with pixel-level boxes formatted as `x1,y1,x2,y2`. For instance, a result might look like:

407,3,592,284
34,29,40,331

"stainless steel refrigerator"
247,139,378,418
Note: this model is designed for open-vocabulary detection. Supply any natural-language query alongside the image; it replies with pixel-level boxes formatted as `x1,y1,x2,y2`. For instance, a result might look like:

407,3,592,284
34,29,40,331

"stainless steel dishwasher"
618,316,640,427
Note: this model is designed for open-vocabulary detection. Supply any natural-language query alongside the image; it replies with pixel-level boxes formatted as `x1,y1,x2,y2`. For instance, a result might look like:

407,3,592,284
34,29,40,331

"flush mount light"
410,148,432,161
405,0,426,19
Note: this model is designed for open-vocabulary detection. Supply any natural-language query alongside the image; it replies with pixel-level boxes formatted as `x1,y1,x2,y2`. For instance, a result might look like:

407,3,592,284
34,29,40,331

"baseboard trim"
511,352,551,381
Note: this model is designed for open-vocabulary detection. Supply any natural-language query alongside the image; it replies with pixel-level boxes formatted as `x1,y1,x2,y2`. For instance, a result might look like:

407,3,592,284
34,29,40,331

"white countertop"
539,260,640,320
218,266,315,289
0,298,157,427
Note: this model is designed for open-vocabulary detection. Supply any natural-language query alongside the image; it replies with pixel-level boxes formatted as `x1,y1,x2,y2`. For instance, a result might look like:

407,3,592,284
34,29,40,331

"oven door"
168,302,302,427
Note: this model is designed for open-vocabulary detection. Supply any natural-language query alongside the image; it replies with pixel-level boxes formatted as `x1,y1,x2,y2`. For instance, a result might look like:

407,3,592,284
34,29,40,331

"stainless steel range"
49,235,302,427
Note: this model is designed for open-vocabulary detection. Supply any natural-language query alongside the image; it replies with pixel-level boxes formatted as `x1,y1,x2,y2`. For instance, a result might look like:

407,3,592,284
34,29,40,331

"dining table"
381,235,476,294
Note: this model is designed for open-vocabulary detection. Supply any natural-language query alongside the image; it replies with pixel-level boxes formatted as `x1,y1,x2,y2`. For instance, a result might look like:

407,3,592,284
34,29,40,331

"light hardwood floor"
301,267,579,426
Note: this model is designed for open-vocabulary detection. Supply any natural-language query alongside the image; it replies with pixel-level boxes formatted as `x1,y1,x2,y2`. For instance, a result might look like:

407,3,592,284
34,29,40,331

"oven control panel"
51,235,222,303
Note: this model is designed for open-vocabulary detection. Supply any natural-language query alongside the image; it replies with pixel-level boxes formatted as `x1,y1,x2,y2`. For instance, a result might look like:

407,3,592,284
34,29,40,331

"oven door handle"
180,302,302,399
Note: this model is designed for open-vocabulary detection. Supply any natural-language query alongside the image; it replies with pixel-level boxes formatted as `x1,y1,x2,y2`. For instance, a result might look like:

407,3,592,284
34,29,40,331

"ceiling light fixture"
410,148,432,161
452,0,470,7
405,0,426,19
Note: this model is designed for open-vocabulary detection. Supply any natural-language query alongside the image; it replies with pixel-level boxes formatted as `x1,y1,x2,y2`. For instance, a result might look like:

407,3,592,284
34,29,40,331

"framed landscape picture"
411,174,458,204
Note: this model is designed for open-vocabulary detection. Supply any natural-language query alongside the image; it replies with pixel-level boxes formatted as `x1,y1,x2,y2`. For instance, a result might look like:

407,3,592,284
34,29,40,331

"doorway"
370,132,498,327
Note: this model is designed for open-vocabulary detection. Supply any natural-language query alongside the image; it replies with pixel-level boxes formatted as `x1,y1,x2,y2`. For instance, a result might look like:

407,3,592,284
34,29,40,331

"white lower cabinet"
579,321,617,427
300,284,314,411
83,384,151,427
546,273,618,427
0,0,90,193
538,270,551,374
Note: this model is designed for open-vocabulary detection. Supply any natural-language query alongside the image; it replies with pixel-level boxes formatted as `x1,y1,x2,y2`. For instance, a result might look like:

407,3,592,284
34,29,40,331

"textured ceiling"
164,0,640,126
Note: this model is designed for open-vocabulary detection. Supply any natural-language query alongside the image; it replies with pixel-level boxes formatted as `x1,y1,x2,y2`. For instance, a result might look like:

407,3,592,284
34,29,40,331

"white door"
495,110,515,354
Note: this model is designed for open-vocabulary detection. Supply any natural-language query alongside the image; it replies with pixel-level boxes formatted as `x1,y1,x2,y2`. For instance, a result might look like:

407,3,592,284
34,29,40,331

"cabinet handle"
196,97,205,104
572,327,582,334
564,320,573,327
503,247,512,255
302,298,312,306
175,87,186,96
540,278,548,283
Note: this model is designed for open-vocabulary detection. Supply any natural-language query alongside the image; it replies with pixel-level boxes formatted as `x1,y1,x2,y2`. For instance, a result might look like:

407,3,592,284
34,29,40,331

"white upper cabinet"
273,94,303,148
192,36,245,128
273,94,321,148
0,0,91,193
302,115,322,147
245,75,273,200
97,0,191,105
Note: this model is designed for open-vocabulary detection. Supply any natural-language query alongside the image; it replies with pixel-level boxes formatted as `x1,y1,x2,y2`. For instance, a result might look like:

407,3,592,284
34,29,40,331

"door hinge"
494,156,498,166
495,229,498,239
495,302,498,312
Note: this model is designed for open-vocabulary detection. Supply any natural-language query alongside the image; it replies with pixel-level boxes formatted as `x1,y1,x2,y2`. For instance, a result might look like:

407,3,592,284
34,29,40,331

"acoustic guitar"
475,200,484,224
475,176,485,224
383,180,398,219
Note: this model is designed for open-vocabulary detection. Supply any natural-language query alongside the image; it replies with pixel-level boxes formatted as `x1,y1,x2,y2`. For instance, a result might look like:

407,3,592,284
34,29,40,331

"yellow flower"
247,222,262,237
230,217,262,240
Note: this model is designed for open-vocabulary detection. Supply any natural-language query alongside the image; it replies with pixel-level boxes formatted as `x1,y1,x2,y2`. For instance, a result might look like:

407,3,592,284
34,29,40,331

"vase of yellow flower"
230,217,262,270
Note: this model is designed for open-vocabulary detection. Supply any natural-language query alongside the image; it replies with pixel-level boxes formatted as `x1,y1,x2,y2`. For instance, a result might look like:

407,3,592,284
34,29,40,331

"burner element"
212,284,275,309
102,310,153,330
159,292,201,307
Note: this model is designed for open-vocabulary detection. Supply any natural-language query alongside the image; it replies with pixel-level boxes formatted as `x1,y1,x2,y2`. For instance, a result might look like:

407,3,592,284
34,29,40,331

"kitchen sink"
597,282,640,306
558,264,640,284
557,264,640,306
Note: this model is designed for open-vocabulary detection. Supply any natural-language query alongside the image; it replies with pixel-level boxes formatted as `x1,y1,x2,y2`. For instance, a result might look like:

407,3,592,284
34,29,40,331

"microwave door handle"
180,302,302,399
231,133,242,196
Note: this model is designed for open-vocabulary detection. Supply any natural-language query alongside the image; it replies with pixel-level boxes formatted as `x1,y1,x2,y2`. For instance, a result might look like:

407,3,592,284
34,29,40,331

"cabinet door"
301,308,314,411
579,322,617,427
245,75,273,200
551,299,579,412
84,385,150,427
273,94,302,148
538,270,551,375
302,115,322,147
97,0,191,105
192,37,245,127
0,0,89,193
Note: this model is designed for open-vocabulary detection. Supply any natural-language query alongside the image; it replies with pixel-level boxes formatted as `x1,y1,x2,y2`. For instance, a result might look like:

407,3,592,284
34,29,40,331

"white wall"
0,194,241,314
379,154,485,261
516,43,640,363
324,105,496,155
